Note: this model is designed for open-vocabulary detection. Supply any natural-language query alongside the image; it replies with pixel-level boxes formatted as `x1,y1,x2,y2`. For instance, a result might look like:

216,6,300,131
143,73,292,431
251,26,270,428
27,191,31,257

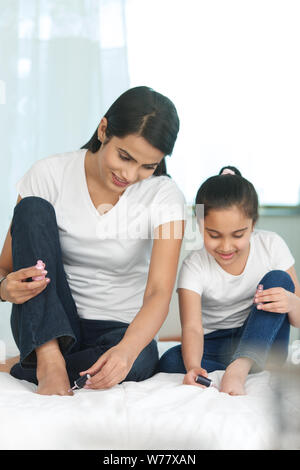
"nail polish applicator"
68,374,91,392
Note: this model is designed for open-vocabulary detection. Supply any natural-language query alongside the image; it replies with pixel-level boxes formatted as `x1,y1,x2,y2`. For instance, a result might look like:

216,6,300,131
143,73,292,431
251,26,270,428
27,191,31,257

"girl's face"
203,205,254,272
95,118,164,194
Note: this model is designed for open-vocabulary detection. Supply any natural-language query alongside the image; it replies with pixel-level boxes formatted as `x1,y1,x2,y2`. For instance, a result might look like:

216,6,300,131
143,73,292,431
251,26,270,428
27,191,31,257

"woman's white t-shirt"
177,230,295,334
16,149,186,323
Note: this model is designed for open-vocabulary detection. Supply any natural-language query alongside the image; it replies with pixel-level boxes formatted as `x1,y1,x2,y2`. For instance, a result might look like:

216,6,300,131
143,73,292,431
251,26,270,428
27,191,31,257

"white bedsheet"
0,368,281,450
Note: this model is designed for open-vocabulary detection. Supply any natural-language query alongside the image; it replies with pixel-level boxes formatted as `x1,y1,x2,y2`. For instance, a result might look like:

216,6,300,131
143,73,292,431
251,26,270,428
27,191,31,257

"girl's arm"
178,288,208,386
81,219,185,389
255,266,300,327
178,288,204,372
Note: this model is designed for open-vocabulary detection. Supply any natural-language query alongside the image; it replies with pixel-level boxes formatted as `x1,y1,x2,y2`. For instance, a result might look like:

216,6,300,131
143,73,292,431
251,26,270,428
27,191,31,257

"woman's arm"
81,219,185,388
118,220,185,357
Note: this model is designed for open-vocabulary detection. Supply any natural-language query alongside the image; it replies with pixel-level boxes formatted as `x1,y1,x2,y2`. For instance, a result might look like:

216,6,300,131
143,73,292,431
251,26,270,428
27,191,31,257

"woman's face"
202,205,254,271
95,118,164,193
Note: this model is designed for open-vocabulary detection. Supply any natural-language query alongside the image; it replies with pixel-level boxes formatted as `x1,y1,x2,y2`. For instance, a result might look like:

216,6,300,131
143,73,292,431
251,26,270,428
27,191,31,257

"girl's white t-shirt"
15,149,186,323
177,230,295,334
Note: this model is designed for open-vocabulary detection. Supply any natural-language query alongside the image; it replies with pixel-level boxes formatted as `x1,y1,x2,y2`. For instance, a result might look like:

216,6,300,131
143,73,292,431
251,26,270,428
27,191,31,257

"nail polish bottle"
32,260,46,281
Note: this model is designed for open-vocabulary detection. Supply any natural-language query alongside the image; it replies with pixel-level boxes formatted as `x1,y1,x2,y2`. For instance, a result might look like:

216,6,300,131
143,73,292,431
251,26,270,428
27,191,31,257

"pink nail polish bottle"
32,260,46,281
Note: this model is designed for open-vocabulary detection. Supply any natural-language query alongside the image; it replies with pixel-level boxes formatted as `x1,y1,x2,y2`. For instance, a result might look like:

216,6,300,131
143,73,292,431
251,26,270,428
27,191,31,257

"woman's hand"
80,345,136,390
183,367,208,388
255,287,295,314
0,266,50,304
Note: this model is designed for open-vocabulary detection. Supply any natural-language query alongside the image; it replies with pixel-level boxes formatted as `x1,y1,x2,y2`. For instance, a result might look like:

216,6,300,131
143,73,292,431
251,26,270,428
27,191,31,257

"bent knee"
12,197,56,231
260,270,295,293
128,340,159,381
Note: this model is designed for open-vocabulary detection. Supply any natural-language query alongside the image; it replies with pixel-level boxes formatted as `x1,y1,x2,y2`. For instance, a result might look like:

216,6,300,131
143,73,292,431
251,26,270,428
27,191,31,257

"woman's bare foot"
0,355,20,373
220,357,253,396
36,360,73,396
36,339,73,396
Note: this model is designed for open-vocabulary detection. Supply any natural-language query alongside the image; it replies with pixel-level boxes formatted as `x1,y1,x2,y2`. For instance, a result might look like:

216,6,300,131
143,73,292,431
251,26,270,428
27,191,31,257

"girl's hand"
80,345,135,390
0,266,50,304
255,287,295,314
183,367,208,388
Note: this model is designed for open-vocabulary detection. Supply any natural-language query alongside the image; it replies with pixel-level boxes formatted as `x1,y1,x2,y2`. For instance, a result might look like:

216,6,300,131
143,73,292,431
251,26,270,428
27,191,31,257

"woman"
0,86,186,396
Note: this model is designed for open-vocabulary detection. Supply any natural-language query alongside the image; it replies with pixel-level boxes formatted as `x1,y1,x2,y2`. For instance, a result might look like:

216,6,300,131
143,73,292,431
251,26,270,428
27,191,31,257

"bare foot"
220,358,253,396
36,360,73,396
36,340,73,396
0,355,20,374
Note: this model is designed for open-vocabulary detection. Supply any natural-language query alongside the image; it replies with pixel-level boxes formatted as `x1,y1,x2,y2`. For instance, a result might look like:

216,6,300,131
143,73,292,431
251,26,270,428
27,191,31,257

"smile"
112,172,129,187
217,252,236,260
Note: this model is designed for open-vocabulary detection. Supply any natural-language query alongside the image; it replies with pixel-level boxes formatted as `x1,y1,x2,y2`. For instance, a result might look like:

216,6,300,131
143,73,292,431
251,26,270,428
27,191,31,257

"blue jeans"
9,197,159,386
157,270,295,374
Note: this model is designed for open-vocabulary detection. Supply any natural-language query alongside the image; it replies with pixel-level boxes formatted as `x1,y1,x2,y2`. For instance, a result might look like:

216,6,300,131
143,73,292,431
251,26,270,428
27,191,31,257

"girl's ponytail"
195,166,259,223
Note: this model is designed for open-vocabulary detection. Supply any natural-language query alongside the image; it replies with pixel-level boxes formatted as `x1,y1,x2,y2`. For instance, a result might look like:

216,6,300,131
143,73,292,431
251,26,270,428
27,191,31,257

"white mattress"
0,365,284,450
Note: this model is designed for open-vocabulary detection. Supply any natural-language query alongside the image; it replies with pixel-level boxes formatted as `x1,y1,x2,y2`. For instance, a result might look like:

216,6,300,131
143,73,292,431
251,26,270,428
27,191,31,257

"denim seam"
231,349,264,369
21,332,76,366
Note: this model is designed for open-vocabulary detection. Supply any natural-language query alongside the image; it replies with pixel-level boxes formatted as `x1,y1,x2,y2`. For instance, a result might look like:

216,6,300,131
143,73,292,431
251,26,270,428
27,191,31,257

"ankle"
227,357,253,375
36,339,65,367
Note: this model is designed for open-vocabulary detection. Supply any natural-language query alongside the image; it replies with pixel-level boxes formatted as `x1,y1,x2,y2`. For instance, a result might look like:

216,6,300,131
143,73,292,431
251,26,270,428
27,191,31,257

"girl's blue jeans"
9,197,159,386
157,270,295,374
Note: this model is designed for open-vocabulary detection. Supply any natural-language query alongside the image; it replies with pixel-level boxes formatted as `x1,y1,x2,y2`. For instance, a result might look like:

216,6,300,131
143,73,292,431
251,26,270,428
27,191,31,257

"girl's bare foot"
36,339,73,396
220,357,253,396
0,355,20,374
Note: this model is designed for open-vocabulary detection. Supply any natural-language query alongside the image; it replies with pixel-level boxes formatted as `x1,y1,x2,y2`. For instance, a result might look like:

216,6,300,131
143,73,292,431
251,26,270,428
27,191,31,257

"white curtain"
0,0,129,351
0,0,129,240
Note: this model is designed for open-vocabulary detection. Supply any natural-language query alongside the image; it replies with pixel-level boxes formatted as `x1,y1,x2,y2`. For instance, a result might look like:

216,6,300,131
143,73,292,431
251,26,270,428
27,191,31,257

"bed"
1,341,299,451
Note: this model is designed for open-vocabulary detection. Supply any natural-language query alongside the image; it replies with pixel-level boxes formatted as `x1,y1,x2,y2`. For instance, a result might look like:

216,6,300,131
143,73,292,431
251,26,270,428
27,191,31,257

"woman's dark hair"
195,166,259,223
81,86,180,177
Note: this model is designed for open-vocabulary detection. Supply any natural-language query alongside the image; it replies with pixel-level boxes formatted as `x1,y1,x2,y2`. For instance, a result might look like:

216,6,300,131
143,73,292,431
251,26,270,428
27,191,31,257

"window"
125,0,300,206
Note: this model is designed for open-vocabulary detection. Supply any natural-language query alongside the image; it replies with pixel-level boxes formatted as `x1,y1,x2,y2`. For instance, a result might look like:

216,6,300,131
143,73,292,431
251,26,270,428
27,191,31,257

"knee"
128,340,159,381
11,197,56,231
260,270,295,293
156,344,185,374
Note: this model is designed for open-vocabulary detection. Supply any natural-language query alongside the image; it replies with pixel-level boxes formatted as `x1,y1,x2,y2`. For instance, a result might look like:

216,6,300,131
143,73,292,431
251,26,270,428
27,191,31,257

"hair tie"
221,168,235,175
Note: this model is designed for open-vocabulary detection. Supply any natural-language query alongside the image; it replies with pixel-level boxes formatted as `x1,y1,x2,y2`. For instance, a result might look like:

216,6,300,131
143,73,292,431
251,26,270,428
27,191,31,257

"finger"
257,287,283,296
257,302,285,313
27,285,49,299
185,376,206,387
255,295,280,303
88,362,119,388
86,365,120,389
6,278,49,303
255,290,281,299
12,266,48,281
20,278,50,292
88,372,121,390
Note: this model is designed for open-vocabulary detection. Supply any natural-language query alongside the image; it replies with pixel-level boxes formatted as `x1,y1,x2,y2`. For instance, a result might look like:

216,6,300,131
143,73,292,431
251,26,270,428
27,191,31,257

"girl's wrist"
289,291,300,313
185,362,202,372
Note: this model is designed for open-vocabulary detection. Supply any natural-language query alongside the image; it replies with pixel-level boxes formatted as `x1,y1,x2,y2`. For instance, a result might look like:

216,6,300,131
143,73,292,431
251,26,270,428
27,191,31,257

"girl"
0,86,186,396
158,166,300,396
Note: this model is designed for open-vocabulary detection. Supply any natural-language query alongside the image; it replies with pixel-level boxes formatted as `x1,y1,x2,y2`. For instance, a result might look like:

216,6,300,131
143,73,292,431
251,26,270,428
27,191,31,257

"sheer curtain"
0,0,129,241
0,0,129,352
